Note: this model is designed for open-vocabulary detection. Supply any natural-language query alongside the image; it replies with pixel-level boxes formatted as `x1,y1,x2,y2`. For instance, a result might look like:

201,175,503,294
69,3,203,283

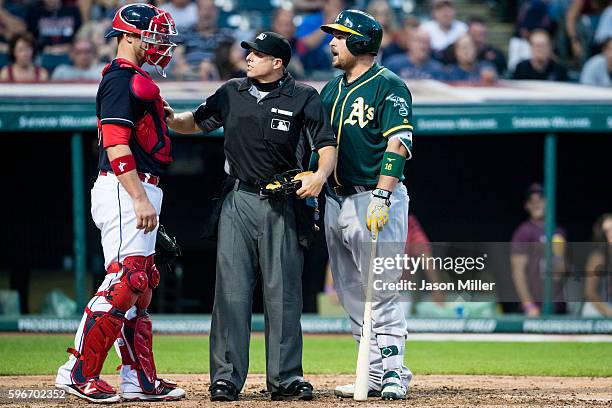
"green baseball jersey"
320,63,413,186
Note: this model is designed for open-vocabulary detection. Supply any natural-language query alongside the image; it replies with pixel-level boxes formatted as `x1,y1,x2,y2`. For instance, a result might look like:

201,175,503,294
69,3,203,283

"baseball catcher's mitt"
260,170,313,198
155,224,181,273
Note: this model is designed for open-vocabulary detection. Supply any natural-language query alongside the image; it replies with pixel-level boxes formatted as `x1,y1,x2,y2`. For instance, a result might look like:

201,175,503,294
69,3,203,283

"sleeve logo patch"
386,93,410,117
271,118,290,131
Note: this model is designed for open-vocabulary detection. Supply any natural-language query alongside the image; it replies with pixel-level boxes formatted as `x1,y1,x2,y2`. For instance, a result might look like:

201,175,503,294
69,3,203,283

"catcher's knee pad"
147,259,160,289
135,256,158,309
119,311,158,393
69,307,124,385
105,256,151,311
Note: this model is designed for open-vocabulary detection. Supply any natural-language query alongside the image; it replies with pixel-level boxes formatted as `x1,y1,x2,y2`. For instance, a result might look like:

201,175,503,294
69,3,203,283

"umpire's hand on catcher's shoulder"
163,98,175,121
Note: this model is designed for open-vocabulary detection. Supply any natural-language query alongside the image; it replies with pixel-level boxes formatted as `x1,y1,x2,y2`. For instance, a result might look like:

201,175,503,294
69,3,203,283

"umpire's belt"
99,170,160,186
333,185,376,197
236,180,260,194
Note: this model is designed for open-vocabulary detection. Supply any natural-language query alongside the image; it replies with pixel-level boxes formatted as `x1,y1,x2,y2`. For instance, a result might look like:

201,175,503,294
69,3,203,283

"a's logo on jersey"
271,118,290,131
386,93,410,117
118,162,127,172
344,97,375,128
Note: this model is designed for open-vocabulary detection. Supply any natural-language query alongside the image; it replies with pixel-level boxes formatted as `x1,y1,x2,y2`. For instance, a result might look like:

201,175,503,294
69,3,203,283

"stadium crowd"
0,0,610,86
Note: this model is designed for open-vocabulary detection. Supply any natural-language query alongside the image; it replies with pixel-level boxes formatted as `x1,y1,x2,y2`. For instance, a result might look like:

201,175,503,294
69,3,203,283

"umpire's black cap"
241,32,292,67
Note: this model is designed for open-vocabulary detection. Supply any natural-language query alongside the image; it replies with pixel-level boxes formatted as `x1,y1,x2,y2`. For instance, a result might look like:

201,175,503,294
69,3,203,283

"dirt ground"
1,374,610,407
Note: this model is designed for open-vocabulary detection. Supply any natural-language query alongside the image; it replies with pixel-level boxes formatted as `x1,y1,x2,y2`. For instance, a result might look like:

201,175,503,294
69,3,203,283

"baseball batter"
54,4,185,403
319,10,414,400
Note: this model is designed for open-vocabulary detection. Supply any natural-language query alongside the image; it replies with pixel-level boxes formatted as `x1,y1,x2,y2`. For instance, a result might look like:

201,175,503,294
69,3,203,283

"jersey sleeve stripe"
100,118,135,127
382,124,413,137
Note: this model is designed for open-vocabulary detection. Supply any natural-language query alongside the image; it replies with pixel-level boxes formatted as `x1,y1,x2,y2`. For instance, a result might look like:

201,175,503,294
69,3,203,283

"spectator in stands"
295,0,344,75
421,0,467,56
399,15,422,48
513,30,569,81
213,39,246,80
583,213,612,317
366,0,402,63
510,183,567,316
507,0,554,72
467,16,507,75
0,0,27,54
180,0,234,73
594,3,612,44
27,0,82,54
446,34,498,83
87,0,119,21
565,0,609,62
293,0,325,13
580,37,612,85
271,7,305,78
76,21,115,63
386,26,447,80
0,32,49,82
159,0,198,32
51,38,104,81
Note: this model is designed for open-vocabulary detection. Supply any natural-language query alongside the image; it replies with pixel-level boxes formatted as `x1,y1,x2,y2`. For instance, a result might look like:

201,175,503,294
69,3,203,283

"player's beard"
334,53,357,72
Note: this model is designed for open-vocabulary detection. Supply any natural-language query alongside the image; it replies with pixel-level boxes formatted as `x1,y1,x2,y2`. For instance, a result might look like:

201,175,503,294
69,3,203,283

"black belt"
332,185,376,197
236,180,260,194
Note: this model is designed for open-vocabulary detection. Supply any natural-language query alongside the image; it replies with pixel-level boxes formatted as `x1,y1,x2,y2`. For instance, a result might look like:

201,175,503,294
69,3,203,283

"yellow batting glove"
366,189,392,239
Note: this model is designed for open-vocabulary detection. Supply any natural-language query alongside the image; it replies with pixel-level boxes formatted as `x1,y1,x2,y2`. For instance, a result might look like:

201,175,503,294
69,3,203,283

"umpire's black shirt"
193,73,336,185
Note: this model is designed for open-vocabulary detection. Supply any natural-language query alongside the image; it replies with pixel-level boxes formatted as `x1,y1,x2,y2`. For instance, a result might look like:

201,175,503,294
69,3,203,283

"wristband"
372,188,392,206
110,154,136,176
380,151,405,178
324,283,335,294
523,302,538,313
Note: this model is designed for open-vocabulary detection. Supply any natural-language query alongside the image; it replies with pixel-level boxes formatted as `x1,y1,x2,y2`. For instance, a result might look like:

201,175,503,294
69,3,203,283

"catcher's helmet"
105,3,178,76
321,10,382,56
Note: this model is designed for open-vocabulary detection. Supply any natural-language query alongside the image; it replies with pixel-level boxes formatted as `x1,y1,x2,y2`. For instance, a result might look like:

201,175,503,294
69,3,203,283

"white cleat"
334,383,381,398
121,378,186,401
55,379,121,404
381,382,407,400
122,387,185,401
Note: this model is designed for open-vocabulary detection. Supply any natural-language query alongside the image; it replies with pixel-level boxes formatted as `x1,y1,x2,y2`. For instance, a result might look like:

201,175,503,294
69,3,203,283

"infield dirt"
1,374,611,407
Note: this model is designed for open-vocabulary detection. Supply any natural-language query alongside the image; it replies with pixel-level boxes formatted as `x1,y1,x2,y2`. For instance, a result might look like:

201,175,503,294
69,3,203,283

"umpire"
165,32,336,401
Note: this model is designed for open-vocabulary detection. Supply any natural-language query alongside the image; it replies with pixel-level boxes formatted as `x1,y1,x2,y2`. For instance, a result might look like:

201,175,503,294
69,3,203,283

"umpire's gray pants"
210,187,305,393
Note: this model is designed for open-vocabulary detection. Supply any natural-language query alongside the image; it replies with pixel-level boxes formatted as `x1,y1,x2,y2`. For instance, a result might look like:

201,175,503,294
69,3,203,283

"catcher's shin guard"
120,311,158,392
69,307,124,385
119,312,185,400
117,259,163,393
67,255,155,385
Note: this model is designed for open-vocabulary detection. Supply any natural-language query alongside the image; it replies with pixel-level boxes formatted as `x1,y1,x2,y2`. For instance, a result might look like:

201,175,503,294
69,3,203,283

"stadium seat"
0,53,9,69
40,53,72,74
235,0,275,12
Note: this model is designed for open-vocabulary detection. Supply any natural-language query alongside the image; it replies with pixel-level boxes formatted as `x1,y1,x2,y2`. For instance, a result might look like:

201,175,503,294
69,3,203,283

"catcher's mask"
106,3,178,77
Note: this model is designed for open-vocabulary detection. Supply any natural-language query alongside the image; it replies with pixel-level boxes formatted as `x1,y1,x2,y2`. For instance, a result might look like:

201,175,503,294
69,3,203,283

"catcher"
164,32,336,401
55,4,185,403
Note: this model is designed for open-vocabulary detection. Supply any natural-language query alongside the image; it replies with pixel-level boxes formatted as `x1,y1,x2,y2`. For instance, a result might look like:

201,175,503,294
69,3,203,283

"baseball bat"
354,235,378,401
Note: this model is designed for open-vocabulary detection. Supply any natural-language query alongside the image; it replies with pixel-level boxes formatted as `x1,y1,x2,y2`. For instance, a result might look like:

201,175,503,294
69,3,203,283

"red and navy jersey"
96,58,172,176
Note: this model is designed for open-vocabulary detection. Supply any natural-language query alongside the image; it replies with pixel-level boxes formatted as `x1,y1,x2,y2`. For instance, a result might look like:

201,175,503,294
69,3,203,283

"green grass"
0,335,610,377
